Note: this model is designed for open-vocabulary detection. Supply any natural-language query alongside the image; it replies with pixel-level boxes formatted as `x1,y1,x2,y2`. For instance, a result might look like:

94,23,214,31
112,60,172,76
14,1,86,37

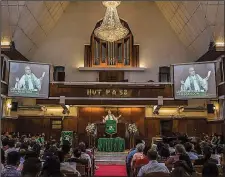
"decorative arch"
84,19,139,67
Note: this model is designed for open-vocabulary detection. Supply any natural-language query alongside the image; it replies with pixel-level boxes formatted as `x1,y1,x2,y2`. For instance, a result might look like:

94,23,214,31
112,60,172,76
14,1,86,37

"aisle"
95,165,127,177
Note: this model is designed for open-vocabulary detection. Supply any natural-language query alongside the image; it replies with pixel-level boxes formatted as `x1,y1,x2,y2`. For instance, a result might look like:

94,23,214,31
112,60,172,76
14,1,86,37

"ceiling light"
1,40,11,49
94,1,129,42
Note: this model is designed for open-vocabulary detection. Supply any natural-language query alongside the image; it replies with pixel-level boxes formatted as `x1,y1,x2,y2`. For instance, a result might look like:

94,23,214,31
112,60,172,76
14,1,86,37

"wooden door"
50,119,62,141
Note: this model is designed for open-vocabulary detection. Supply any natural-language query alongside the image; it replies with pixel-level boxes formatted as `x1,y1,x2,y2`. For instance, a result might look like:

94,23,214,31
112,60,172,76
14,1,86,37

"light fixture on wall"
7,103,12,109
1,40,11,49
94,1,129,42
215,41,225,51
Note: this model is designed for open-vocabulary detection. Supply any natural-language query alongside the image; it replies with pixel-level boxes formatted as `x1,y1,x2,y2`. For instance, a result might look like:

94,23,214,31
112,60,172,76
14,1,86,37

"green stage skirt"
97,137,125,152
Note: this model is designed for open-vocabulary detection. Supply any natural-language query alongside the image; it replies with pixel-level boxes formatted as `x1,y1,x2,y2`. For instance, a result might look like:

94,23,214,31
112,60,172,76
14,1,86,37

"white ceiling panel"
1,1,70,59
1,1,223,60
156,1,224,59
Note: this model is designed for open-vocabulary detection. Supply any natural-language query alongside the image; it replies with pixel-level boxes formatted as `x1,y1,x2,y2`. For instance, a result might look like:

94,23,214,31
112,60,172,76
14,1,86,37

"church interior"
1,1,225,177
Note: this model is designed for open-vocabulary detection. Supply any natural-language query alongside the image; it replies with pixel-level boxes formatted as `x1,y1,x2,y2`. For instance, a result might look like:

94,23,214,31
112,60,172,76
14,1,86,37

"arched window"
84,19,139,67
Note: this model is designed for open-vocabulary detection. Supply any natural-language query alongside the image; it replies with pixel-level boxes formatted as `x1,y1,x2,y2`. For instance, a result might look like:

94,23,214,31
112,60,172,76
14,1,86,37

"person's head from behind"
20,142,29,150
22,158,41,177
7,151,20,166
25,150,39,160
151,144,157,151
203,146,212,160
202,162,219,177
8,139,15,148
184,142,193,152
135,139,143,146
169,141,174,148
73,148,81,158
2,138,9,148
159,145,170,158
143,146,150,156
15,142,21,149
61,143,71,155
171,167,189,177
136,143,145,153
42,155,61,176
147,150,158,161
56,151,64,163
175,144,186,155
32,143,41,157
78,142,86,152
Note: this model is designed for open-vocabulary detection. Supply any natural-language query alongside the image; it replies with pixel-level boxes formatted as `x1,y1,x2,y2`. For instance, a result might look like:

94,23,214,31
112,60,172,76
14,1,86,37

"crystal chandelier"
94,1,129,42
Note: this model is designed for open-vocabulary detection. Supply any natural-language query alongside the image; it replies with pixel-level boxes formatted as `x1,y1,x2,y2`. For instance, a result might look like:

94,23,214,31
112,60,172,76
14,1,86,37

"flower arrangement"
128,123,138,135
86,123,96,136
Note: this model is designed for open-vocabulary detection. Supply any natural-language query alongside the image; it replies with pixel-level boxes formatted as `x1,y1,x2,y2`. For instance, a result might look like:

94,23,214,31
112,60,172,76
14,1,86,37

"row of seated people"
1,135,95,177
126,138,224,177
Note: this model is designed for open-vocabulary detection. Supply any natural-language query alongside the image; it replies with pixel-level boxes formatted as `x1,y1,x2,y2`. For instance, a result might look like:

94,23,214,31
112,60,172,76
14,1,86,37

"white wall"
31,1,194,82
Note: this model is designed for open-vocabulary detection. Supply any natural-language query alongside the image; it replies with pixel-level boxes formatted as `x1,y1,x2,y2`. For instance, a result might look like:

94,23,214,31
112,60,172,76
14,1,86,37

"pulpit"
96,122,126,138
96,122,127,151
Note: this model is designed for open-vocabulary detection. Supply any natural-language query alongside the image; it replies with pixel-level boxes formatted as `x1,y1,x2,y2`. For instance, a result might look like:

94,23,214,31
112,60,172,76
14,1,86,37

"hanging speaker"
53,66,65,81
58,72,65,82
11,102,18,111
207,104,215,114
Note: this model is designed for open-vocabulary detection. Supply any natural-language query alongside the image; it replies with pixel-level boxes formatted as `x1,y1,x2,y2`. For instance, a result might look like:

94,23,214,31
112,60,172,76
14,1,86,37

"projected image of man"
14,66,45,91
181,67,211,92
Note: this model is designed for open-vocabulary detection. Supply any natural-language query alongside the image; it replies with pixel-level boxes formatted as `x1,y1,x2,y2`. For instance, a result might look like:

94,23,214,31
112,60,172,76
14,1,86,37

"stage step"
95,151,127,165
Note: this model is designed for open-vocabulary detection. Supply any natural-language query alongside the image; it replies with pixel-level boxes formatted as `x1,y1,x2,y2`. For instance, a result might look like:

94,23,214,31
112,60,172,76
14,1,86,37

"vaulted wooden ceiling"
1,1,224,59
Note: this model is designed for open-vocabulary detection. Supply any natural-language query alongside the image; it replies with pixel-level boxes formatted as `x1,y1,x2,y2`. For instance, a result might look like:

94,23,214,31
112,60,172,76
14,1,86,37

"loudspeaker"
159,66,170,82
11,102,18,111
207,104,215,114
53,66,65,81
58,72,65,82
160,120,173,136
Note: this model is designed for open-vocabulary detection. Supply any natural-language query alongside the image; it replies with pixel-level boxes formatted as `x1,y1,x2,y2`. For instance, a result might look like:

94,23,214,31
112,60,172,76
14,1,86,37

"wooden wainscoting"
144,118,224,141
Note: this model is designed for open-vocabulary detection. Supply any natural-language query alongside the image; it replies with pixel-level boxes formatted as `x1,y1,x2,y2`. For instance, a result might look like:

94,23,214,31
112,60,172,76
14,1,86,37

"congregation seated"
165,144,189,166
202,162,219,177
78,142,92,168
131,143,146,169
194,146,218,166
168,142,176,156
170,167,190,177
137,150,170,176
57,150,80,176
21,157,42,177
1,149,5,171
1,151,21,177
134,146,150,169
1,132,95,177
126,139,144,176
184,142,198,161
40,155,65,177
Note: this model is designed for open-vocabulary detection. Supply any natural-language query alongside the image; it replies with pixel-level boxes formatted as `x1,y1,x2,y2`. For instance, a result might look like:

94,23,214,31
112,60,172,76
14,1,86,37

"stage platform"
95,151,128,165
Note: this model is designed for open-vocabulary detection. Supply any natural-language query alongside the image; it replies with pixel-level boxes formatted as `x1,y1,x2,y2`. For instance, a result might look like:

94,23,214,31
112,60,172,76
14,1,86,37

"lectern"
96,122,126,138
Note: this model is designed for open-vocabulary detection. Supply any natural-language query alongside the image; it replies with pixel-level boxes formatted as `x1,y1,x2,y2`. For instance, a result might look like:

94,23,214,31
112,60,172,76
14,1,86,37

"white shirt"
138,160,169,177
80,152,92,167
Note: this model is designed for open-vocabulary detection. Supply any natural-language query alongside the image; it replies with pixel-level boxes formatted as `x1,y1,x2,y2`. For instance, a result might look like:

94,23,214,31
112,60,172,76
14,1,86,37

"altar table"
97,137,125,152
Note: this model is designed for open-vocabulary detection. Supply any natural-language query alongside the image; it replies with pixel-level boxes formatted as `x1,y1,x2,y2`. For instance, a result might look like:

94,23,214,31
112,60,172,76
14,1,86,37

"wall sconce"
215,41,224,51
153,105,161,115
1,40,11,49
7,103,12,109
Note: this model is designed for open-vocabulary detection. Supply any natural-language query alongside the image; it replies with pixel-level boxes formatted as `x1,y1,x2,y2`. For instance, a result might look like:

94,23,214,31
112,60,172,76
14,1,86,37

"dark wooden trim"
48,83,174,98
1,49,29,61
218,82,225,97
36,99,187,106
